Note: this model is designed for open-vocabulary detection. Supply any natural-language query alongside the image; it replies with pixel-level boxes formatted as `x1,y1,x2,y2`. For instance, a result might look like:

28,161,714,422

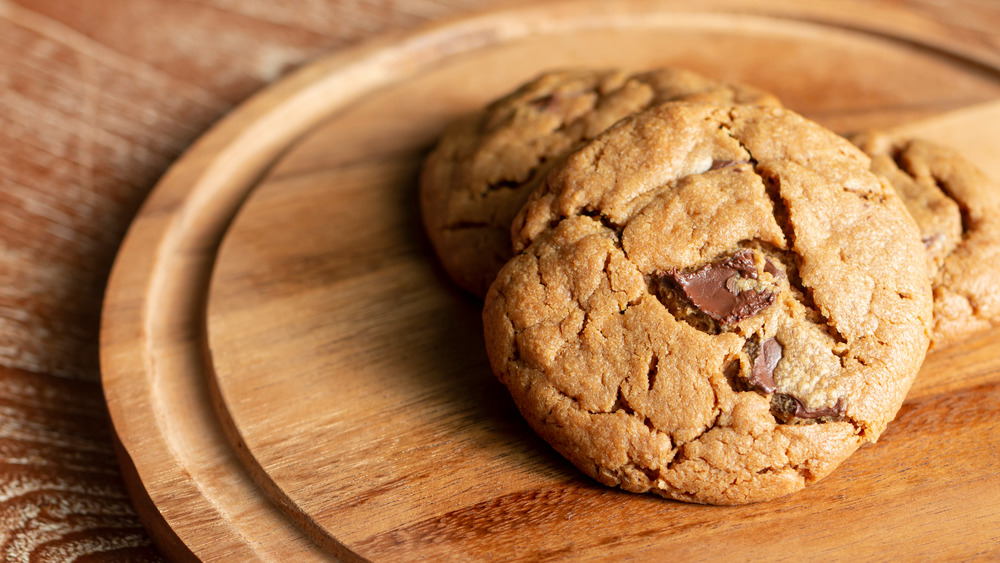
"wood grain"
0,366,159,561
99,1,1000,559
0,0,513,560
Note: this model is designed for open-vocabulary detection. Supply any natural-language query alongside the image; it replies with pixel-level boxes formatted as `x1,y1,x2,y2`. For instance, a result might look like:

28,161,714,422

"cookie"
420,68,781,297
485,103,932,504
853,131,1000,348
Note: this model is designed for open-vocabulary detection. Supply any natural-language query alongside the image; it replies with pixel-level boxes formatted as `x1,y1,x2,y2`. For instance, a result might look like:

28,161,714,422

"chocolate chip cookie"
853,131,1000,348
485,103,932,504
420,68,781,297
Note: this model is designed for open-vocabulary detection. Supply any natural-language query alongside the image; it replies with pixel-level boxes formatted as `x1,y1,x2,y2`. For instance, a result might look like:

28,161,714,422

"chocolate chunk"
749,337,782,393
725,249,759,278
792,397,845,419
763,258,784,279
670,250,776,326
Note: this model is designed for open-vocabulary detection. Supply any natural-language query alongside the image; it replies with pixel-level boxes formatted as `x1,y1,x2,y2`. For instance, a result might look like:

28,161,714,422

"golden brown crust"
420,68,781,297
854,131,1000,348
486,103,931,504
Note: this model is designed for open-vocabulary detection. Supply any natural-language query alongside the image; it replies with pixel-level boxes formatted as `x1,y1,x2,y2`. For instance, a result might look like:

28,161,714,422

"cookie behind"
420,68,780,297
854,131,1000,349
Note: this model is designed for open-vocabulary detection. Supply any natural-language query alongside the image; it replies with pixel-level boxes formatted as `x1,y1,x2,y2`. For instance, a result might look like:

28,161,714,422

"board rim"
99,1,1000,560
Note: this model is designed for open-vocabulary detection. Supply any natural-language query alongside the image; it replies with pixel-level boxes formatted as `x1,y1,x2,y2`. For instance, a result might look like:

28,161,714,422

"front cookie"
486,103,932,504
420,68,780,297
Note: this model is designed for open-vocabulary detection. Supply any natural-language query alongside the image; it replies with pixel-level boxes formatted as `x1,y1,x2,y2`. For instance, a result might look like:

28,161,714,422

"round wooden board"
102,1,1000,560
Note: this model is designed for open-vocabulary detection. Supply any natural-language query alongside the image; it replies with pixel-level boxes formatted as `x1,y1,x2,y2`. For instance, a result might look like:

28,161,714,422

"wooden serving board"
101,1,1000,560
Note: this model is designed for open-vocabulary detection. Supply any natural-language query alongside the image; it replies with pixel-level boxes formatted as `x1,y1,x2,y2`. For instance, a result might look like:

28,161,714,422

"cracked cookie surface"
420,68,780,297
485,103,932,504
853,131,1000,348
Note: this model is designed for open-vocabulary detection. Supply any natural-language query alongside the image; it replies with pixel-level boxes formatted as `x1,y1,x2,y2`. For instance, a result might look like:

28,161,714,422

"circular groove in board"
101,1,1000,560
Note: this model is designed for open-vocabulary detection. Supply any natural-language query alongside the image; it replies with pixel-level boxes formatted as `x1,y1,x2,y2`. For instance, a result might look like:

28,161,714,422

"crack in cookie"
722,124,854,353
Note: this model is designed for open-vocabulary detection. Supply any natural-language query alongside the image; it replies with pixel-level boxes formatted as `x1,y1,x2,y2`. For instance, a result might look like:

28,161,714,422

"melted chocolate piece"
749,337,782,393
725,249,759,277
670,250,776,326
792,397,845,419
763,258,784,279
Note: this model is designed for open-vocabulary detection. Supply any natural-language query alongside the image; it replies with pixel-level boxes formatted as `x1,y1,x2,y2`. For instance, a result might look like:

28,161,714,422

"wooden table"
2,1,999,560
